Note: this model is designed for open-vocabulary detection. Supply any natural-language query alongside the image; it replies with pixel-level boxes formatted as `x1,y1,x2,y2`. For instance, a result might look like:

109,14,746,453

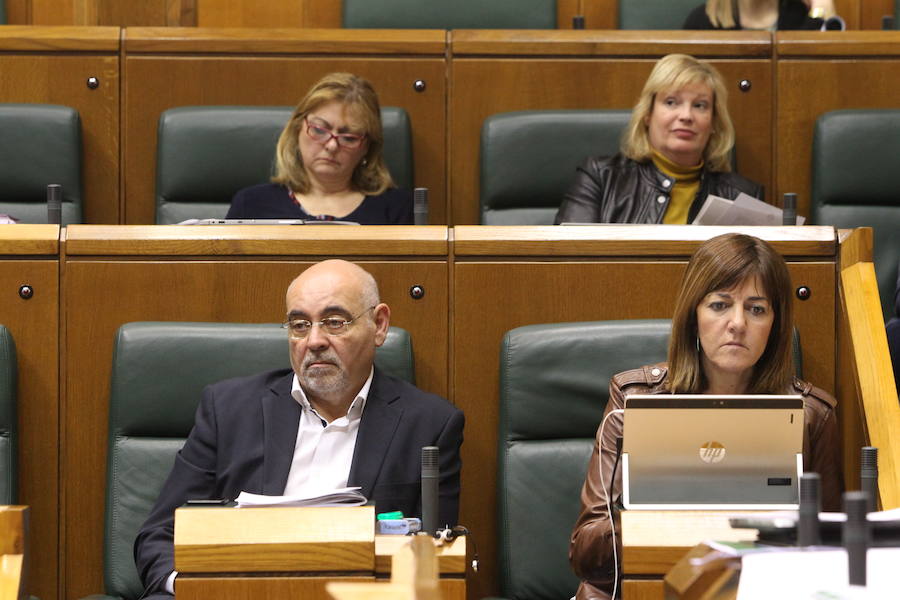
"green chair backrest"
618,0,700,29
496,319,802,599
342,0,556,29
0,1,6,24
480,110,631,225
811,109,900,321
154,106,413,224
0,326,17,505
0,104,83,224
497,320,670,599
102,321,414,599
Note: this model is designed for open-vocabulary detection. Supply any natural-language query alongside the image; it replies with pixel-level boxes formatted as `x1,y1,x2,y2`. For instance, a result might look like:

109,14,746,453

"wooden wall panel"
0,28,121,224
859,0,895,29
776,33,900,218
449,37,772,224
0,228,59,600
197,0,304,28
61,232,449,600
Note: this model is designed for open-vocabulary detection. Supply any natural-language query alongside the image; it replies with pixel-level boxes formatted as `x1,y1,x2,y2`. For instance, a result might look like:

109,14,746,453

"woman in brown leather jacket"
569,233,842,599
554,54,762,225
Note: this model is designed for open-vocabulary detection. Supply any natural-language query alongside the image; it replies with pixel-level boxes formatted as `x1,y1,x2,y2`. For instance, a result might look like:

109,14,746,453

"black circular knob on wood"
738,79,751,92
410,285,425,299
796,286,811,301
87,77,100,90
413,80,427,92
18,285,34,300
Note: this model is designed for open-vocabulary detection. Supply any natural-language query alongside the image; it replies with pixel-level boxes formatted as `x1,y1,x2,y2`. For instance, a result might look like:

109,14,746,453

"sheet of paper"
692,194,734,225
737,548,900,599
235,487,367,508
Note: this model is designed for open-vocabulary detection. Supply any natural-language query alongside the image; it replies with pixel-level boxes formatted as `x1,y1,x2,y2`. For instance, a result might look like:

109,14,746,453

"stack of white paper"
693,193,806,226
234,487,367,508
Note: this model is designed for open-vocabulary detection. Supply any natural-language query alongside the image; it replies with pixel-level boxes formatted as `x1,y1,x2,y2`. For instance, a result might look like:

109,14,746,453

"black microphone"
47,184,62,225
797,472,821,546
421,446,439,535
572,15,585,29
413,187,429,226
782,192,797,226
860,446,878,514
842,491,869,587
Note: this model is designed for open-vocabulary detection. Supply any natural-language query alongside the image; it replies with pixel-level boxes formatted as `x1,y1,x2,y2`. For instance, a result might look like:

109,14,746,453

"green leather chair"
342,0,556,29
0,104,83,224
480,110,630,225
811,109,900,321
86,321,415,600
0,1,6,24
494,320,670,600
0,326,17,505
619,0,700,29
493,319,802,599
154,106,413,224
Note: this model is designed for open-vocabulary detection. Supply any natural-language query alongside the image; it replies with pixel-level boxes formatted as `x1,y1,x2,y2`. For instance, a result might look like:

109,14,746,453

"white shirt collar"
290,366,373,422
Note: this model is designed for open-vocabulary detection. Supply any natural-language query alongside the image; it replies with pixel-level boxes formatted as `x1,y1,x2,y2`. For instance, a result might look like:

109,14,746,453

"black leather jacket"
554,153,764,224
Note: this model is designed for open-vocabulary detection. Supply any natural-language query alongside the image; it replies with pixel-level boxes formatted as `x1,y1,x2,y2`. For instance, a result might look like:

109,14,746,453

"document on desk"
693,193,806,226
737,547,900,598
235,487,367,508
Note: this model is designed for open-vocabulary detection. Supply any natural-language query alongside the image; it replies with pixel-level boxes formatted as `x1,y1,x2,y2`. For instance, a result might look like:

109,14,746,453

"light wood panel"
0,506,27,600
0,229,58,600
859,0,895,29
451,225,837,597
775,31,900,218
622,580,665,600
121,28,447,224
449,31,773,224
197,0,304,27
840,261,900,509
0,27,120,224
61,226,449,600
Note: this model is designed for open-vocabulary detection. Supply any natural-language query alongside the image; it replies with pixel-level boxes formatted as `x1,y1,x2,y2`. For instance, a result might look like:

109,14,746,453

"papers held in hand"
692,193,806,226
235,487,368,508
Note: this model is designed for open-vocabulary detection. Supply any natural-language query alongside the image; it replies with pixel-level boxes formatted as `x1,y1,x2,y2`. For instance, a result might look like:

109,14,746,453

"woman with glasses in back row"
226,72,413,224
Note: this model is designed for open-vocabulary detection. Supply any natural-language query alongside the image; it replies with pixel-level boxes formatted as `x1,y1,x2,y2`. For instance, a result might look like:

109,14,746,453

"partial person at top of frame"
555,54,763,225
226,73,413,225
683,0,846,31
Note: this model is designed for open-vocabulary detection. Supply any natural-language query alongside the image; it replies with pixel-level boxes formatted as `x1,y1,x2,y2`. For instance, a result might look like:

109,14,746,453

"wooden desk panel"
449,32,772,224
61,226,449,600
0,227,59,600
776,32,900,218
450,225,836,597
0,27,120,224
122,28,447,224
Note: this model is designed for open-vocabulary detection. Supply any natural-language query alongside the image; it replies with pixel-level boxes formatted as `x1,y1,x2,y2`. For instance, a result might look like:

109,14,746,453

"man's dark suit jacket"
133,367,464,597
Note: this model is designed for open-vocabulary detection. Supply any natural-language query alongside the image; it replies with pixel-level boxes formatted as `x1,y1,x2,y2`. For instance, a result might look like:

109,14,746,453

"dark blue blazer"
134,367,464,597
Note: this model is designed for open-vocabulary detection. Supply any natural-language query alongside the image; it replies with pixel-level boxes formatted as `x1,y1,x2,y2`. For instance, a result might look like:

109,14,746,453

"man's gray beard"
300,353,347,398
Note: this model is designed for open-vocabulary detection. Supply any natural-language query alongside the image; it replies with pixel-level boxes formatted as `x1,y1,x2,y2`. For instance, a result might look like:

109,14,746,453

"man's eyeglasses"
304,118,366,149
282,306,375,339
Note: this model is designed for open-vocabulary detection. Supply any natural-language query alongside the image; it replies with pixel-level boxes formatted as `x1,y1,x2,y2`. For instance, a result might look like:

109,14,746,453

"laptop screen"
622,394,804,510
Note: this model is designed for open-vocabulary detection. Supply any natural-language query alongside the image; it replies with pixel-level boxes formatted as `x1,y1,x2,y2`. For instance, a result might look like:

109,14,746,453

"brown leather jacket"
569,364,842,600
554,153,764,225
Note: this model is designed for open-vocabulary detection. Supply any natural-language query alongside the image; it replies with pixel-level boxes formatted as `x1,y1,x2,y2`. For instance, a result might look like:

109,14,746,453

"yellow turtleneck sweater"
651,151,703,225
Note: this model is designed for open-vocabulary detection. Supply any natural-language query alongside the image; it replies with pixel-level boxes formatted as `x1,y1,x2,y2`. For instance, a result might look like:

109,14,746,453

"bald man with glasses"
134,259,464,599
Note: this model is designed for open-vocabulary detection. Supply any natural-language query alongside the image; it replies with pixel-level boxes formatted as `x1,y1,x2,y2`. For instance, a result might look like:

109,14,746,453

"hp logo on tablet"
699,441,726,464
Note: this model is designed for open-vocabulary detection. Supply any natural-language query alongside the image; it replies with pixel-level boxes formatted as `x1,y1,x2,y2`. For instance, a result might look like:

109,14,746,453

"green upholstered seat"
496,319,670,600
0,326,17,505
154,106,413,224
812,109,900,320
342,0,556,29
0,104,83,224
88,321,414,600
618,0,700,29
480,110,630,225
0,1,6,24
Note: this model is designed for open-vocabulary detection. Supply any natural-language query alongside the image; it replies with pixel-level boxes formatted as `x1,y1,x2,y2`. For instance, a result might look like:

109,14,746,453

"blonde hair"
705,0,738,28
273,72,393,195
621,54,735,172
667,233,794,394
